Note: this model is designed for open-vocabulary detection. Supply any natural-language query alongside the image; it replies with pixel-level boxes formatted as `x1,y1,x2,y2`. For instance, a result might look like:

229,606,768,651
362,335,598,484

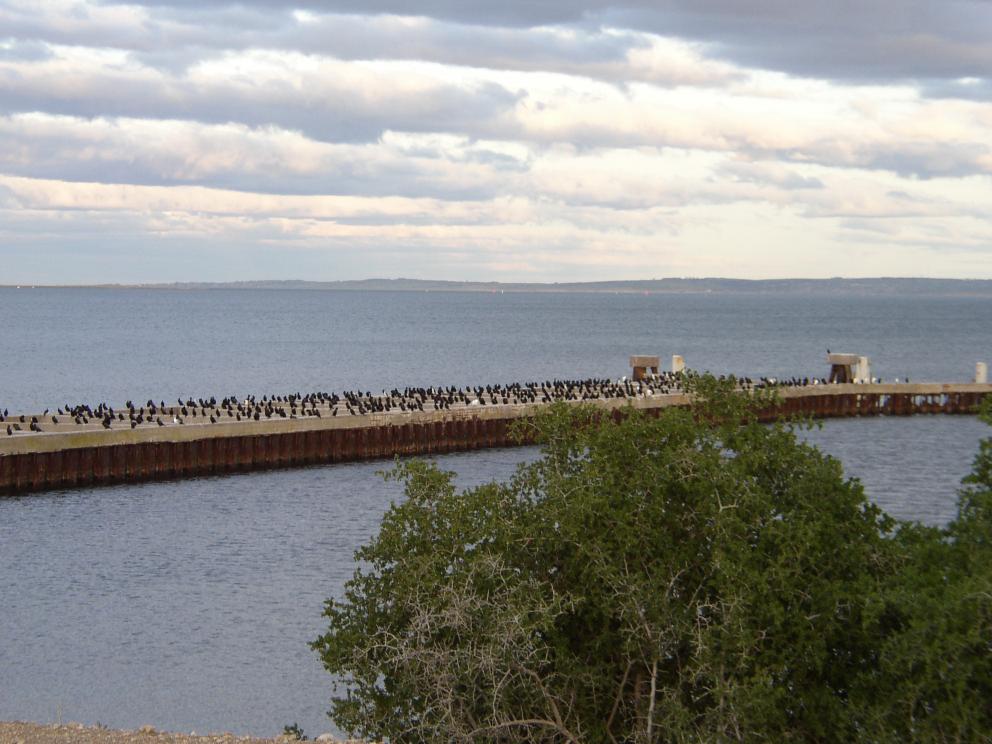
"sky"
1,0,991,283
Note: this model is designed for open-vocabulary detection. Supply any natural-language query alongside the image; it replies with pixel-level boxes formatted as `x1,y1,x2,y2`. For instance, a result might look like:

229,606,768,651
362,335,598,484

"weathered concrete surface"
4,383,987,458
826,353,862,365
0,396,676,457
1,383,988,495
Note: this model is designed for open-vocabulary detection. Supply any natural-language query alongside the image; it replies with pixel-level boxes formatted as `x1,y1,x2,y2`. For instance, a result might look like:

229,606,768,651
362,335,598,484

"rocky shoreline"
0,722,361,744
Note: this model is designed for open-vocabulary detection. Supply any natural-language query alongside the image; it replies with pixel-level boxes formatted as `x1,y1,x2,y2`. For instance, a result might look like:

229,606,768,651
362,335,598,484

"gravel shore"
0,722,360,744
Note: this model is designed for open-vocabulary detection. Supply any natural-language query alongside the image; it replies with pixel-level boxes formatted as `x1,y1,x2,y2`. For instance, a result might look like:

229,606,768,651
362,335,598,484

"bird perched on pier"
30,421,42,432
52,416,58,425
6,425,11,436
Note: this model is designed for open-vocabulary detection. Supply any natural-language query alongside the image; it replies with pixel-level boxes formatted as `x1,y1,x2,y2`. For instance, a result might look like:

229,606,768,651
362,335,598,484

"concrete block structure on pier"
828,353,871,384
629,356,660,380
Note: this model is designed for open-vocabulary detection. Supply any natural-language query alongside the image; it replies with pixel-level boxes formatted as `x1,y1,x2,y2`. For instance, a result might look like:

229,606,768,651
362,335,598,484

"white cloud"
0,0,990,281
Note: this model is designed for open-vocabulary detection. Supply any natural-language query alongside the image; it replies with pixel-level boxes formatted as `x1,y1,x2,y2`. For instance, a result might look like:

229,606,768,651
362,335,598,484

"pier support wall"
0,416,532,494
1,385,988,496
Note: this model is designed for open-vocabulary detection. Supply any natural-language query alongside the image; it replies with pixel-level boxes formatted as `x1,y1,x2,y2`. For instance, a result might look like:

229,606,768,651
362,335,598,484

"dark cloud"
2,4,738,89
612,1,992,84
920,77,992,101
0,40,53,62
857,141,992,179
743,140,992,180
0,60,523,144
103,0,992,86
718,161,824,190
108,0,599,28
0,113,530,199
0,181,18,208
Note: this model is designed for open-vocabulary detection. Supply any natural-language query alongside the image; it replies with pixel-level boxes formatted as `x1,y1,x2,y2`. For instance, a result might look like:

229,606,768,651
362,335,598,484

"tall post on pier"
672,355,685,374
856,356,871,384
978,362,988,384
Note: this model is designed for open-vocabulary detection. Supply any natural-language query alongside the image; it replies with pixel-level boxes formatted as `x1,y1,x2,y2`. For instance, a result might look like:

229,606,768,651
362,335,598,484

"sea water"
0,288,989,736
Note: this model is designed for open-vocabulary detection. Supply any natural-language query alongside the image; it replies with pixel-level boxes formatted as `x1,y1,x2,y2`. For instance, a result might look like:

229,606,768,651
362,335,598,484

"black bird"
157,417,165,427
52,416,58,425
6,425,11,436
30,421,42,432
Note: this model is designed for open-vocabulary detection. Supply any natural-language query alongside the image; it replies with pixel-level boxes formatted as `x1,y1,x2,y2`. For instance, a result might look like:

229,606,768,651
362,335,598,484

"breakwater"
1,382,989,495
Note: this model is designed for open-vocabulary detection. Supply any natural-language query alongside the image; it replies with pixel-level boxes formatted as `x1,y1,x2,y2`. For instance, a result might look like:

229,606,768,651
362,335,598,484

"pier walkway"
1,382,989,495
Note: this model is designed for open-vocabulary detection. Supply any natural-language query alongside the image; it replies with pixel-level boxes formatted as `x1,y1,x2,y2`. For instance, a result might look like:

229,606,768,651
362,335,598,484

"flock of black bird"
2,372,840,437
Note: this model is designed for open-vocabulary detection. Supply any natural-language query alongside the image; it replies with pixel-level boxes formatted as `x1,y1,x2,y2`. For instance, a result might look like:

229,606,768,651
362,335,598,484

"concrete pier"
1,381,989,496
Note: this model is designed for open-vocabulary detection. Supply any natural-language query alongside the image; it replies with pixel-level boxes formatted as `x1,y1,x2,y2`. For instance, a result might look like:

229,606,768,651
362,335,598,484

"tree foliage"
313,381,992,742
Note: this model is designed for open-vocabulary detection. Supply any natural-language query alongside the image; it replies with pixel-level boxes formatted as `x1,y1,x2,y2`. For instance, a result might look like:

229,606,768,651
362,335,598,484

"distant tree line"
313,378,992,742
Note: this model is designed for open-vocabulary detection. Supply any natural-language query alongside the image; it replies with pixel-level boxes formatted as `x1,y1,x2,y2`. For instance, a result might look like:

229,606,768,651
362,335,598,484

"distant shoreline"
2,277,992,297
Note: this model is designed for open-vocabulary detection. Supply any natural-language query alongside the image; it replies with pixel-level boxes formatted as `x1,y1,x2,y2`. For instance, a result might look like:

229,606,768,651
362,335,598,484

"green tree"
313,381,992,742
850,397,992,742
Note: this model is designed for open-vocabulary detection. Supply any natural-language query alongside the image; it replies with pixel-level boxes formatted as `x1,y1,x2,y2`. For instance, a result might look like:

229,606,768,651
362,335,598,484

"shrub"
313,379,992,742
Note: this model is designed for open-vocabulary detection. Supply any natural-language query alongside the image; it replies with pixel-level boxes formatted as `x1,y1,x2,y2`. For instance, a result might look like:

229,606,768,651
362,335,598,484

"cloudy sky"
1,0,991,283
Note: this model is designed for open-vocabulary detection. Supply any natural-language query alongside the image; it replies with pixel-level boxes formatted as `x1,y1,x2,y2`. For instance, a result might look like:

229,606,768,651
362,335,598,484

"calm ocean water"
1,288,990,737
